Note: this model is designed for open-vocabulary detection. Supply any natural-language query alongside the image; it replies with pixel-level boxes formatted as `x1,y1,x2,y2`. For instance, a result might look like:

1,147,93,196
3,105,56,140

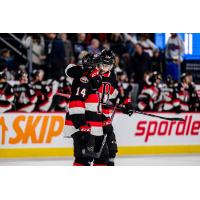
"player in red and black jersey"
156,75,180,112
0,65,15,113
96,49,134,166
53,76,71,111
31,69,54,112
187,73,200,111
13,70,37,112
174,73,192,112
137,71,161,111
64,53,109,166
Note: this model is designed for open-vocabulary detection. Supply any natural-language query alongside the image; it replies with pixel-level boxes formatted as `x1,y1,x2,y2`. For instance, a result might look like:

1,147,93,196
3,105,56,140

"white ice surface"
0,154,200,166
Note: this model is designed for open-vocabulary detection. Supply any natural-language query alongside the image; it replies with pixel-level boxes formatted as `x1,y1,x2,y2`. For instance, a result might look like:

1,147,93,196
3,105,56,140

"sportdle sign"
0,112,200,158
113,113,200,146
135,115,200,142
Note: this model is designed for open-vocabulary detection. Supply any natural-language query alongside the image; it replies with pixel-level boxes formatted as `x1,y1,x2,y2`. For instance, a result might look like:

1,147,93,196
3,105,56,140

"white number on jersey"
76,87,86,98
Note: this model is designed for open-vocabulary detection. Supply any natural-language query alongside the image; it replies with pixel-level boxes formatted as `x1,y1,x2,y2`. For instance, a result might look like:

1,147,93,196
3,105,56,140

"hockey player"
0,66,14,112
13,70,37,112
53,75,71,111
175,73,193,112
187,73,200,111
156,75,180,112
31,69,54,111
64,53,109,166
137,71,161,111
97,49,134,166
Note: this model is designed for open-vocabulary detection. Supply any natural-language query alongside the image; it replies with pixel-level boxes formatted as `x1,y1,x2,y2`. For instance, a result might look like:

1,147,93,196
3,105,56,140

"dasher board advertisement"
0,112,200,158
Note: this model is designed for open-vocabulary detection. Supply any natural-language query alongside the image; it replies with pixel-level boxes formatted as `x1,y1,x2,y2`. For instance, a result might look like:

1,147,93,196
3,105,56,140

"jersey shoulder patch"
80,76,89,83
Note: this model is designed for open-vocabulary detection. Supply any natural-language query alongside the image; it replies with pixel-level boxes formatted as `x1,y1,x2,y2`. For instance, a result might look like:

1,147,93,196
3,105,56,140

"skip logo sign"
1,115,65,145
0,116,8,145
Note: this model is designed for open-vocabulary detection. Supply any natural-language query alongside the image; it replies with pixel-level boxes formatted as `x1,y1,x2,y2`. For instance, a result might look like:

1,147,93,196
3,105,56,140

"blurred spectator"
123,33,138,45
22,34,45,69
85,33,107,43
87,38,101,54
165,33,185,81
73,33,87,60
123,33,138,56
151,49,164,73
109,33,126,56
127,43,152,89
139,33,157,57
113,55,123,75
120,53,130,73
0,48,16,72
0,33,199,113
45,33,66,79
60,33,75,65
0,61,14,81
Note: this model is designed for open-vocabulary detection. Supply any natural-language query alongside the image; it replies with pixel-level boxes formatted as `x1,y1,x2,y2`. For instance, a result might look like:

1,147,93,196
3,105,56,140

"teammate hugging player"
96,49,134,166
64,53,109,166
64,50,133,166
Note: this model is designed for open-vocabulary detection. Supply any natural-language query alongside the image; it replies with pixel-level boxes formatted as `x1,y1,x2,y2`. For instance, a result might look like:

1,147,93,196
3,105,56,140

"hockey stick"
55,92,71,99
94,99,120,159
133,110,185,121
104,104,185,121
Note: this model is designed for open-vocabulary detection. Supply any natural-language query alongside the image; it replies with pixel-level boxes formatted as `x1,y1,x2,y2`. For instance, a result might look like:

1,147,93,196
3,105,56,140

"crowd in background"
0,33,199,113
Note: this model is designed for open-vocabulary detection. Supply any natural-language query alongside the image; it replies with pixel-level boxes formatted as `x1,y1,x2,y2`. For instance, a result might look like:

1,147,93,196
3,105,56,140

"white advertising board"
0,112,200,157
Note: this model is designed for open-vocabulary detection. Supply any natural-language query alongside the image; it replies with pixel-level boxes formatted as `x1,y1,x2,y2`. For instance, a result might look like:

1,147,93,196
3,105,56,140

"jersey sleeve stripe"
69,100,85,108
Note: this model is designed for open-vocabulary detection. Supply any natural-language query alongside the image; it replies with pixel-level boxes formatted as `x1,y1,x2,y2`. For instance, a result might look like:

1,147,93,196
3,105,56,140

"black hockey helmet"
153,71,162,80
149,71,162,84
82,53,95,69
99,49,115,65
16,70,28,80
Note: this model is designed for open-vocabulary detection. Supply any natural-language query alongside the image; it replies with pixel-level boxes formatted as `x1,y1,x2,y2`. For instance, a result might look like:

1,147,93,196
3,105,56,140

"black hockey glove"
78,124,96,157
82,134,95,158
122,104,134,116
103,118,114,134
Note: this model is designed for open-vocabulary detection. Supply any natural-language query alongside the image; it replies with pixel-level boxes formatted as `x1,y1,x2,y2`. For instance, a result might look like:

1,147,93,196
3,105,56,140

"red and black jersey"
98,71,132,118
176,83,190,112
0,81,14,112
64,75,103,137
31,81,53,111
156,83,180,111
98,71,118,117
188,82,200,111
13,83,37,112
57,76,71,110
137,83,160,111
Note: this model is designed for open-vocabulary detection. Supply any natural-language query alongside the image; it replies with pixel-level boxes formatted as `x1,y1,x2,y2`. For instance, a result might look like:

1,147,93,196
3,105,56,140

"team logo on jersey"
80,76,88,83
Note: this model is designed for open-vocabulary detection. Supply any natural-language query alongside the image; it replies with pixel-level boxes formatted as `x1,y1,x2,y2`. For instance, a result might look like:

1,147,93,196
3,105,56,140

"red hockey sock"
73,162,85,166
